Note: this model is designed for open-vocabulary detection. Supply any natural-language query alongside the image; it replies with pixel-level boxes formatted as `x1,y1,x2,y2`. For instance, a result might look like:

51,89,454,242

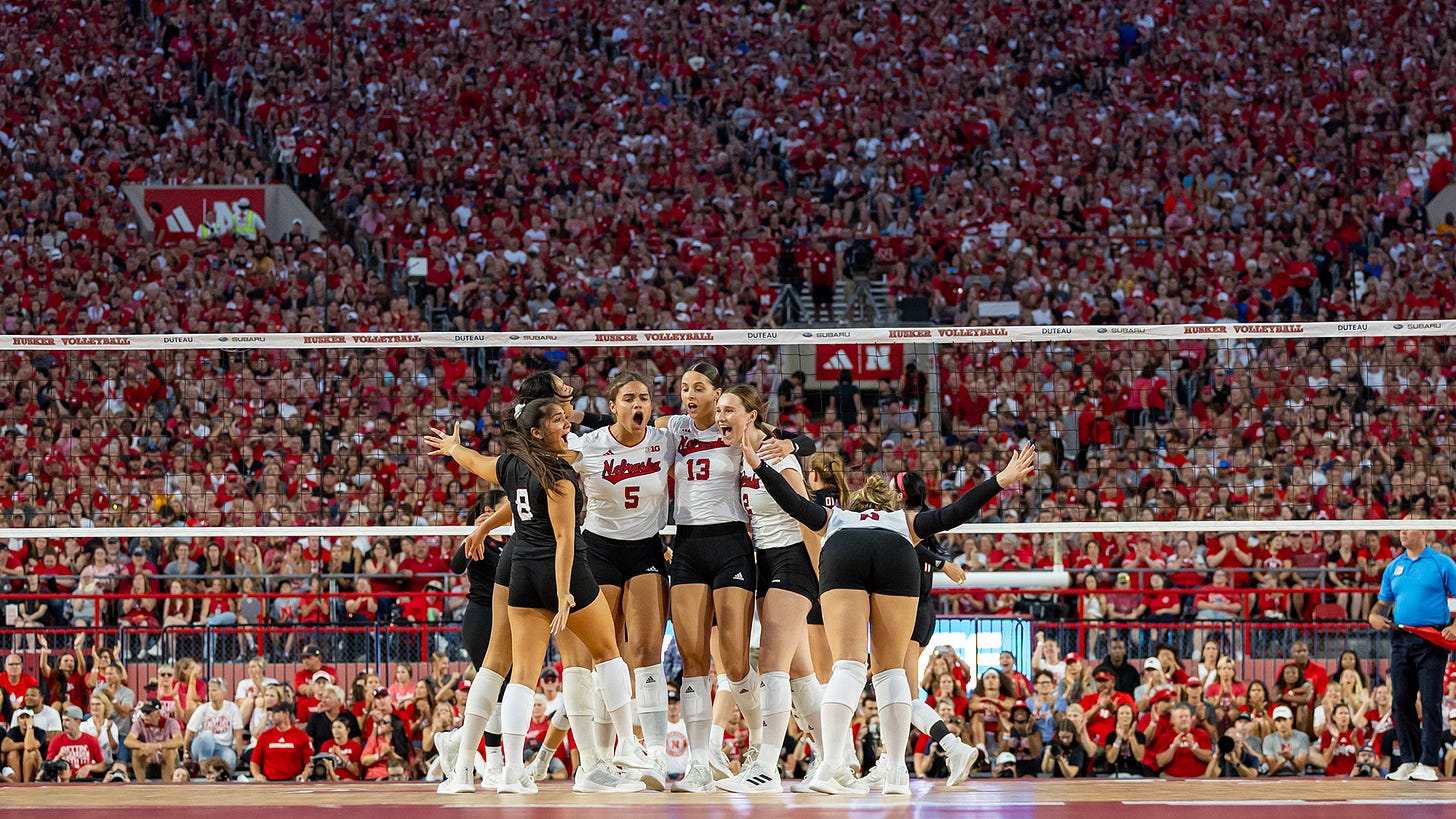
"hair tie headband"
894,472,907,494
513,403,526,419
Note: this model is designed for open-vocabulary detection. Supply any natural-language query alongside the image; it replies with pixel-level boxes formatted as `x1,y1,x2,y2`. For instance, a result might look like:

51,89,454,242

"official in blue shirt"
1369,523,1456,781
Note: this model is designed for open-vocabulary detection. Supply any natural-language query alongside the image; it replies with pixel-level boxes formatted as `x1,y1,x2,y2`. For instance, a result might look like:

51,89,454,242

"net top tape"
4,518,1450,541
0,320,1434,351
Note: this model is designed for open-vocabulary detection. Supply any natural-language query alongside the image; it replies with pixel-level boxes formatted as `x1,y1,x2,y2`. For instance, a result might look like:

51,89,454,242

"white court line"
1124,800,1456,807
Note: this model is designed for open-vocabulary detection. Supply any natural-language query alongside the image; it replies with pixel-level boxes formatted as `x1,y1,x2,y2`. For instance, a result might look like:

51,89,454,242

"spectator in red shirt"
397,538,449,593
1080,670,1136,745
46,705,106,781
319,717,363,781
2,654,39,710
1312,703,1364,777
250,702,313,782
292,644,337,691
1150,703,1212,778
998,651,1033,700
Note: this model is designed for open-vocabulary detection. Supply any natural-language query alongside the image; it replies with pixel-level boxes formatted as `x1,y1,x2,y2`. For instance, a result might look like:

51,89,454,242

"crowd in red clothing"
3,0,1456,638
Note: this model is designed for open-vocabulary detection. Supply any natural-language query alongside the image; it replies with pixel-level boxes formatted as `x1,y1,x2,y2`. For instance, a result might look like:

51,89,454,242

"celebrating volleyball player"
713,385,822,793
427,400,650,794
879,470,979,787
740,439,1036,794
570,372,676,789
652,361,814,792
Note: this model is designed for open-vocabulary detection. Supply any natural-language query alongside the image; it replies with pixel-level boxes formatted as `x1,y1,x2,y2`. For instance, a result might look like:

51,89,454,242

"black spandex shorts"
911,594,937,645
462,601,491,669
494,539,515,587
756,543,822,625
507,553,601,612
818,529,920,598
669,522,755,592
583,530,667,587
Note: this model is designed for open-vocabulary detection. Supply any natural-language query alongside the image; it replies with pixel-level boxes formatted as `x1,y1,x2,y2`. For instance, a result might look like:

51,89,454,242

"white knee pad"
871,668,911,708
823,660,868,709
761,671,793,715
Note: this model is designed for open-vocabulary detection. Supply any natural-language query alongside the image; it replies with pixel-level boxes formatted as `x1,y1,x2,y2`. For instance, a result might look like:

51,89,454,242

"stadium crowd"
4,0,1456,787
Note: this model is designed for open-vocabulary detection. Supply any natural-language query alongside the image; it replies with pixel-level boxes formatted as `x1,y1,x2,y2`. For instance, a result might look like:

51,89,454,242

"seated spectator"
125,698,184,781
80,693,119,768
320,718,364,781
185,678,244,772
1081,670,1136,746
46,705,106,781
1101,702,1149,777
1,655,38,711
3,709,46,783
250,702,312,782
1150,703,1213,778
1093,640,1141,696
1040,718,1090,778
1262,705,1311,776
999,701,1043,776
305,684,361,752
968,669,1015,752
1312,703,1364,776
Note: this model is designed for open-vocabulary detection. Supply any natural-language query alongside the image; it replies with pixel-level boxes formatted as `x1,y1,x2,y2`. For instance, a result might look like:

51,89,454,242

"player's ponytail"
847,473,902,512
809,453,849,501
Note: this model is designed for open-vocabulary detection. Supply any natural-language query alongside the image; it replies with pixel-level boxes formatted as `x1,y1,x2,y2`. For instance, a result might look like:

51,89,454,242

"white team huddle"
421,363,1037,797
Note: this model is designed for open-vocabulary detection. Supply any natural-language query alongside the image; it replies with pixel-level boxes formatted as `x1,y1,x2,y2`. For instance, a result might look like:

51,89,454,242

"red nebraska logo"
601,458,662,485
678,438,729,456
740,474,763,490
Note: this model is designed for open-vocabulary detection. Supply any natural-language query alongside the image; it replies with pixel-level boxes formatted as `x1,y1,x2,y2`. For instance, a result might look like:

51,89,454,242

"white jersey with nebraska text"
823,506,914,549
666,414,747,526
573,425,675,540
740,454,804,550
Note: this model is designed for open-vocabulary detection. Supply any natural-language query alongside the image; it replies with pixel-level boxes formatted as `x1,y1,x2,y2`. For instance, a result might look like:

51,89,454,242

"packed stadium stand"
3,0,1456,790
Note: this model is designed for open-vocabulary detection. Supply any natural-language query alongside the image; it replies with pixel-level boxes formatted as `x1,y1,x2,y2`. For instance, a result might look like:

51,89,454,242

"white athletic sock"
821,660,867,771
562,667,601,767
790,674,824,754
760,671,792,765
729,670,763,748
484,745,503,772
453,668,504,782
596,657,640,753
872,668,912,775
710,722,726,751
681,674,714,763
500,683,534,774
635,665,669,753
550,708,571,731
591,670,615,758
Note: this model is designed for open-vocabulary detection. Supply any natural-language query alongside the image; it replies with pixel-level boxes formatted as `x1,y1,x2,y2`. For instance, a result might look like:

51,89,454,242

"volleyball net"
1,320,1450,592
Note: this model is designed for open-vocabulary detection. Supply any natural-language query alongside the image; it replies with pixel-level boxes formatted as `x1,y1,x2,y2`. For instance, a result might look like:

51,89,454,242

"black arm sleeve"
579,412,612,431
752,461,829,531
915,541,948,571
912,476,1003,539
768,428,818,458
450,543,469,575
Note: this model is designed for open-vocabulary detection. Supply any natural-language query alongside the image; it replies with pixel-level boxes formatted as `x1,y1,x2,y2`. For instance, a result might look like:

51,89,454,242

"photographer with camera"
1040,718,1089,778
841,230,880,324
1347,744,1384,778
1205,715,1261,778
46,705,106,781
319,718,363,780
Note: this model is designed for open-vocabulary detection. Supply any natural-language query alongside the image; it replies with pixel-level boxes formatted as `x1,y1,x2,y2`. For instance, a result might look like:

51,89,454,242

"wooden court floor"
3,778,1454,817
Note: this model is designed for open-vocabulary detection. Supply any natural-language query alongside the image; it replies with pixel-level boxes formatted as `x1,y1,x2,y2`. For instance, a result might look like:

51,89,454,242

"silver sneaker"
435,768,474,795
435,729,461,783
614,739,655,772
1388,762,1419,781
708,747,733,780
1411,763,1441,781
789,759,820,794
496,767,539,794
739,745,760,774
860,757,887,788
807,761,869,795
481,762,504,788
633,749,669,791
881,762,910,795
717,761,783,794
945,741,978,787
574,760,647,793
672,762,716,793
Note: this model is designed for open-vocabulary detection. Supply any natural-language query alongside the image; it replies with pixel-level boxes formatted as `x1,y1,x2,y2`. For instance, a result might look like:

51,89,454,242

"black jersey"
464,538,505,605
814,487,840,509
498,452,584,560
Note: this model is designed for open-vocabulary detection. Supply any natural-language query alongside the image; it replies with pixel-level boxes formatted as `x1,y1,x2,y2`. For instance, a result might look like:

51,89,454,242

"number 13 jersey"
665,414,747,526
573,426,676,540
